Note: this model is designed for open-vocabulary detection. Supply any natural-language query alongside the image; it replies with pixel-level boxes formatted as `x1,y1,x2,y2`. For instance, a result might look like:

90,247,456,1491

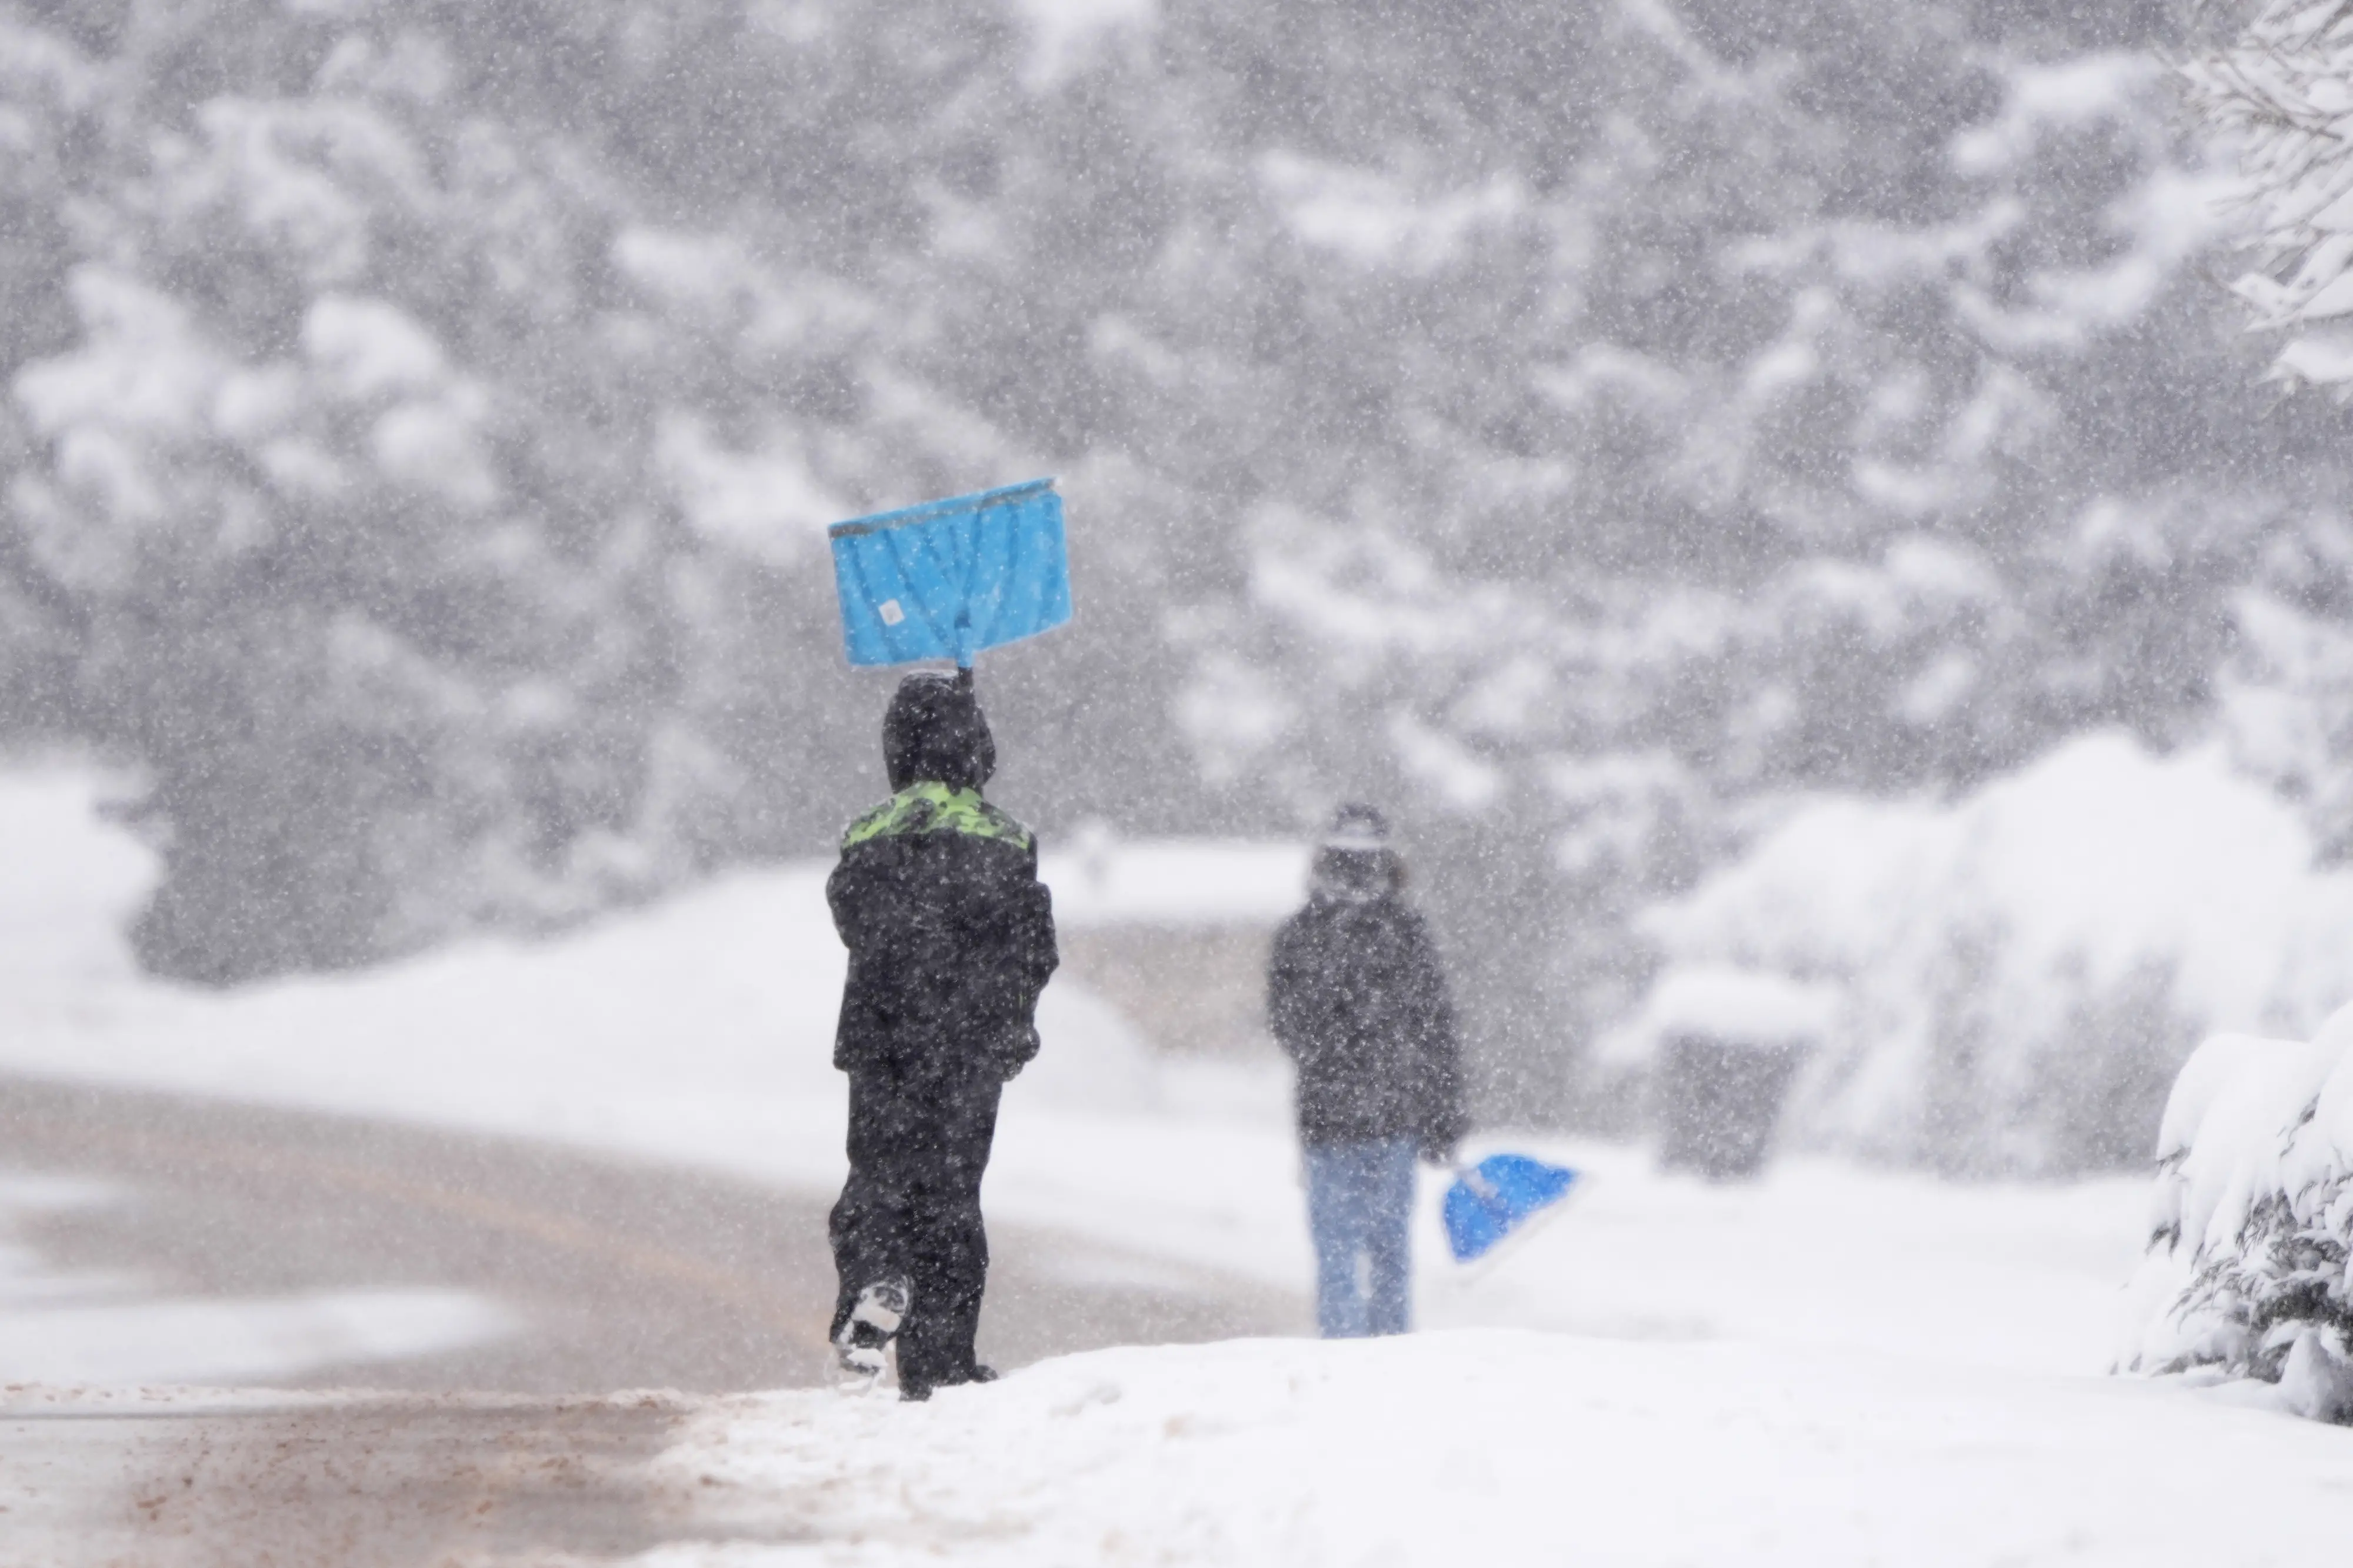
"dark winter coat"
829,781,1059,1079
1268,885,1466,1156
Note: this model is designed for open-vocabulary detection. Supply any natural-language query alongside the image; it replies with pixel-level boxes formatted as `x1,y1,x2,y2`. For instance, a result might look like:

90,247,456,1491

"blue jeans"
1304,1137,1417,1337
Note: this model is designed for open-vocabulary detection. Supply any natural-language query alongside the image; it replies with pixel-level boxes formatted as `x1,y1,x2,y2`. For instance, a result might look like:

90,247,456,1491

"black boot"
899,1361,998,1403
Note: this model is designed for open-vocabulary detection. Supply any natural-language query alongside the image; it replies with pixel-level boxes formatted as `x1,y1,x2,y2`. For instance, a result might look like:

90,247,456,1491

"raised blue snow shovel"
828,478,1072,669
1442,1153,1579,1265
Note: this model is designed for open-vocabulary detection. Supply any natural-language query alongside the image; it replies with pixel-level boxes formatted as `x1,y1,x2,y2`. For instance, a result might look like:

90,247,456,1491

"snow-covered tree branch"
2186,1,2353,385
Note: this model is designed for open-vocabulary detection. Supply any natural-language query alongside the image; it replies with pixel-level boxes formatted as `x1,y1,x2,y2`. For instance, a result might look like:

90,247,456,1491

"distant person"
1268,805,1465,1337
826,670,1058,1399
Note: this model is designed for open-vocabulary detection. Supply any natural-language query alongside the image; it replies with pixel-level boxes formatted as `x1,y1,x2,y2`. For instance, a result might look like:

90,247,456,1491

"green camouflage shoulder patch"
841,782,1033,851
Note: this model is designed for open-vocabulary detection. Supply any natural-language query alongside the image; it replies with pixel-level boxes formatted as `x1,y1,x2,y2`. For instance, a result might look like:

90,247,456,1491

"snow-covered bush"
2118,1017,2353,1422
2176,8,2353,883
1647,734,2353,1173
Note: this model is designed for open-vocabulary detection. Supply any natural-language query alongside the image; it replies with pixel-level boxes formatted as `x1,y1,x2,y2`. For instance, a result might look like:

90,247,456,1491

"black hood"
883,672,996,792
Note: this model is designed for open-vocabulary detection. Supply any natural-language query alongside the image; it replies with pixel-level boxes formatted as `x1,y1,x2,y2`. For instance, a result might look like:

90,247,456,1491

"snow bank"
0,768,156,993
1649,733,2353,1173
1595,962,1837,1069
655,1332,2353,1566
2119,1010,2353,1420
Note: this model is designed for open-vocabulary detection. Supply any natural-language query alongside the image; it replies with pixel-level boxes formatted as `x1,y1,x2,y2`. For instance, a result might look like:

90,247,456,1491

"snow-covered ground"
651,1333,2352,1567
3,766,2349,1560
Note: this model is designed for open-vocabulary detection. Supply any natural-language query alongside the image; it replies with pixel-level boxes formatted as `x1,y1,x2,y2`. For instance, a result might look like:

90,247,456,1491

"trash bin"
1656,1031,1807,1180
1597,965,1837,1182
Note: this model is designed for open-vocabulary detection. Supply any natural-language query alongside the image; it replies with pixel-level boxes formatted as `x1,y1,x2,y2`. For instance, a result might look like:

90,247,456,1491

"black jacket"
829,782,1058,1079
1268,889,1465,1154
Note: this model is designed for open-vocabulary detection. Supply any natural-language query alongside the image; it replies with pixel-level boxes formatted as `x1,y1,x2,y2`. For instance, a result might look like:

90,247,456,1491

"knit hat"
882,671,996,792
1311,803,1401,902
1322,803,1391,853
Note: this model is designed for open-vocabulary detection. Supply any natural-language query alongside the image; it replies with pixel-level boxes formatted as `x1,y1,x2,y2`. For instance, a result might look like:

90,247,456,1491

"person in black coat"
1268,804,1465,1336
826,670,1058,1398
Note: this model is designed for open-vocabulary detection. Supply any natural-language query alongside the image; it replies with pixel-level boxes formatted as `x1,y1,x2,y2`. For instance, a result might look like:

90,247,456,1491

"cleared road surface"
0,1075,1301,1564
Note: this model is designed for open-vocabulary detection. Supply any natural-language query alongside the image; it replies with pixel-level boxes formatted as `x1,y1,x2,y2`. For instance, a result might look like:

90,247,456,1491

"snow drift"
1645,733,2353,1174
1595,963,1839,1070
2119,1011,2353,1422
663,1331,2353,1566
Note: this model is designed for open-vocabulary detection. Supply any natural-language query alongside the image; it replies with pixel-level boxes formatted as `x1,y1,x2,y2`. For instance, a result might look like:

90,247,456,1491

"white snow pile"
1595,962,1838,1070
1646,732,2353,1174
652,1331,2353,1567
2119,1009,2353,1422
0,765,156,995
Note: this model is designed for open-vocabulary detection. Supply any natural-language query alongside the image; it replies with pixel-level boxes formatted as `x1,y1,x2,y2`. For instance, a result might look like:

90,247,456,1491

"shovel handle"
1454,1163,1499,1202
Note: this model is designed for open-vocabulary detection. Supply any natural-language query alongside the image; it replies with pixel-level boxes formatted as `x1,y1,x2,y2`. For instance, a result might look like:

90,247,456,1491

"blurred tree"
3,0,2351,1164
1098,0,2351,1119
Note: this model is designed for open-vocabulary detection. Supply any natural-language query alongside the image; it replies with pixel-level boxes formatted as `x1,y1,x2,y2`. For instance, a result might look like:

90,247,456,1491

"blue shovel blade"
828,478,1072,668
1442,1153,1579,1263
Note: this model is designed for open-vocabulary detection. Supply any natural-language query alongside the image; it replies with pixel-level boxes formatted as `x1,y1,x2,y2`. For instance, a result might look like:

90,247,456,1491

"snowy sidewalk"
650,1332,2353,1567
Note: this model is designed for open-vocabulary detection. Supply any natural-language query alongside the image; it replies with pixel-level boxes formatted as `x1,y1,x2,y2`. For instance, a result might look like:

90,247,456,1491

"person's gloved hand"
995,1023,1041,1082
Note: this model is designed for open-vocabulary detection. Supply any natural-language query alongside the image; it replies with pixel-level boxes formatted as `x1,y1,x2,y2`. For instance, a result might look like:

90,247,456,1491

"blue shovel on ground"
827,478,1072,670
1442,1153,1580,1265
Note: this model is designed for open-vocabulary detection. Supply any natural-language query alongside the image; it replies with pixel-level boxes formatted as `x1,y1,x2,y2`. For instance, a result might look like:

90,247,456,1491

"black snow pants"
828,1057,1004,1388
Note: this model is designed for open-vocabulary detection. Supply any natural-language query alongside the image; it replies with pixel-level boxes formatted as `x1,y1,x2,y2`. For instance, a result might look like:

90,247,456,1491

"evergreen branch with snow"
2184,1,2353,383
